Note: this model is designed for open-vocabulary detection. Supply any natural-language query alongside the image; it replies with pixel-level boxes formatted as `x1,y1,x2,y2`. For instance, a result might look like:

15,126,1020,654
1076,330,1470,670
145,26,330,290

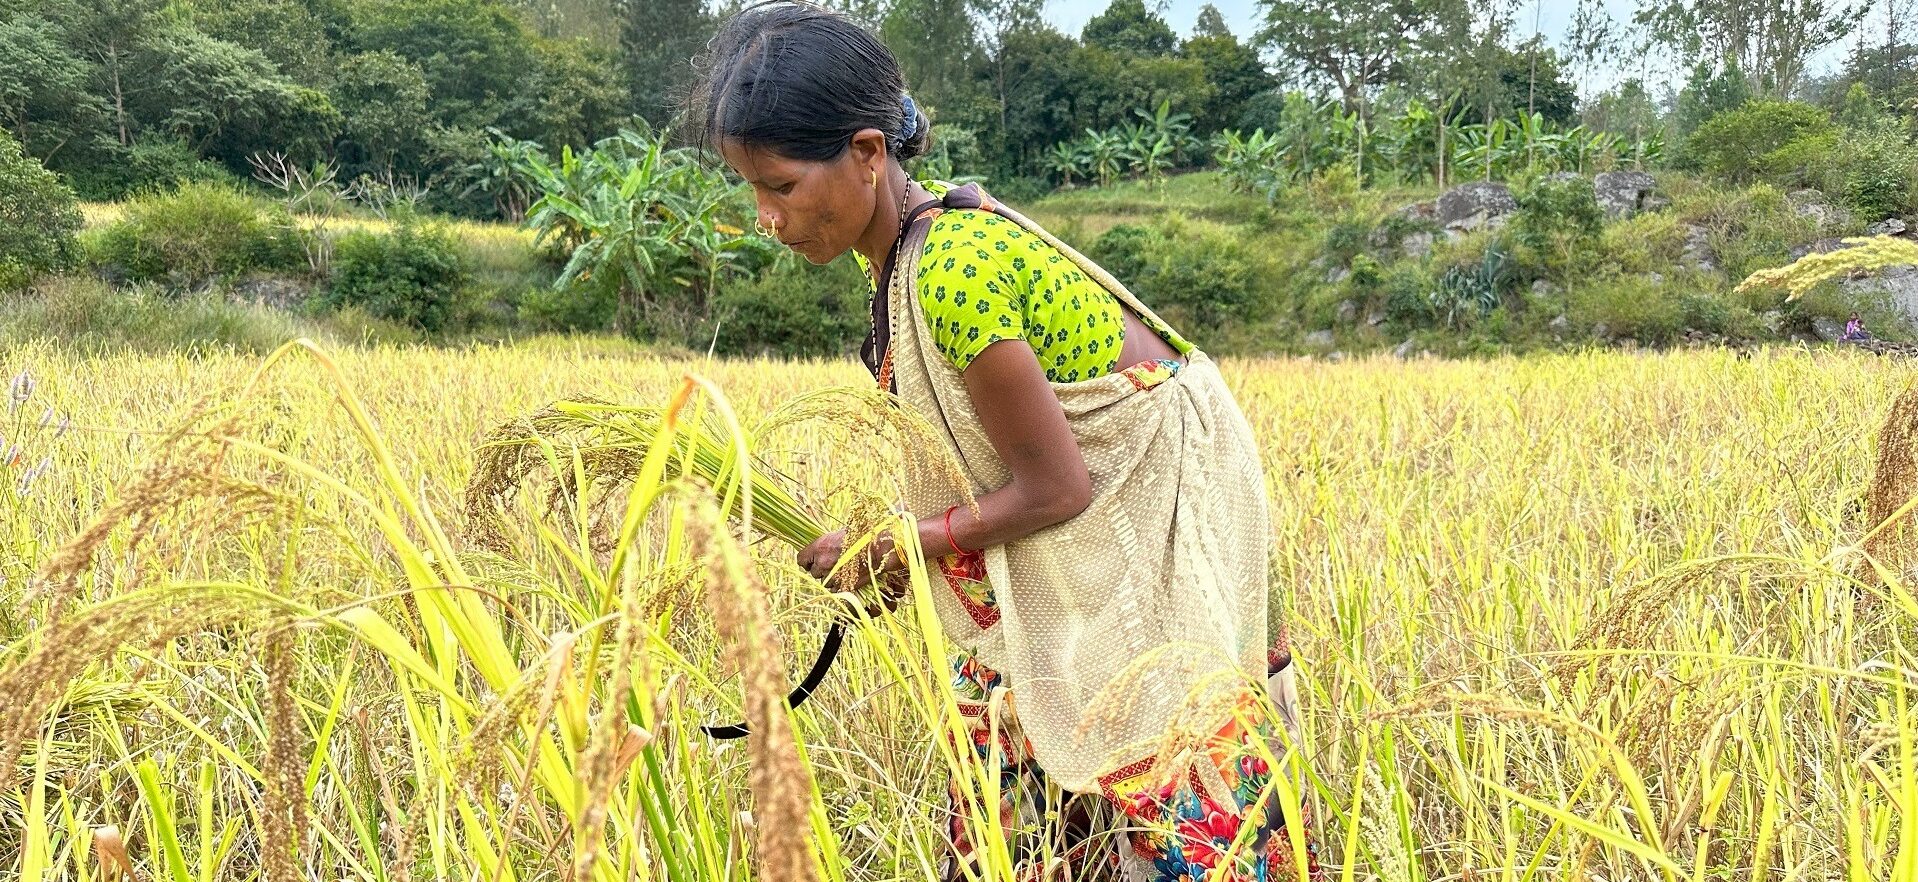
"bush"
89,181,305,287
1565,275,1683,343
63,137,238,201
1834,121,1918,220
1381,264,1436,328
1508,176,1604,282
1684,101,1834,183
0,132,83,291
326,222,466,332
1676,182,1819,282
1599,213,1686,274
712,257,868,358
1097,213,1275,331
1087,223,1159,286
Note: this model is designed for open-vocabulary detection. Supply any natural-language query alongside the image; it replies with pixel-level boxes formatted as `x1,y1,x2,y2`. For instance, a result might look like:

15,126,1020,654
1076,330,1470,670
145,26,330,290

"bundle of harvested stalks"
1860,381,1918,589
465,397,827,553
464,384,972,610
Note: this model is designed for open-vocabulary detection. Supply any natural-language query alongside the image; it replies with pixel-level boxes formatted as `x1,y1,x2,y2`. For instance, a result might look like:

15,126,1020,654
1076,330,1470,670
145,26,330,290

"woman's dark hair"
689,1,931,162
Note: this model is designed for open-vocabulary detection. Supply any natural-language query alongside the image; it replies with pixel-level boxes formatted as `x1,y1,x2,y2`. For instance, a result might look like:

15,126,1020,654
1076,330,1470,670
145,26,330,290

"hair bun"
895,95,932,160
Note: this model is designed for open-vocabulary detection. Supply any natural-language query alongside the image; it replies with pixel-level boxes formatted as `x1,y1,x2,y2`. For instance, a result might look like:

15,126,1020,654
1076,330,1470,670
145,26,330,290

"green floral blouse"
861,181,1191,383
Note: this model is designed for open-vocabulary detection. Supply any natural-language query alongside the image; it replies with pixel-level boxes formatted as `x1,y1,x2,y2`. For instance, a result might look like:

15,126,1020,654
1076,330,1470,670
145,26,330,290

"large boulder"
1787,189,1851,230
1812,316,1846,342
1305,329,1335,348
1867,218,1911,238
1594,171,1657,218
1843,265,1918,322
1437,182,1518,232
1681,224,1717,271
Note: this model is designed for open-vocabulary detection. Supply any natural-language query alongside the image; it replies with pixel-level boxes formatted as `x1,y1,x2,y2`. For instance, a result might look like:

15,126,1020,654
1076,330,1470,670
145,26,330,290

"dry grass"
2,338,1915,881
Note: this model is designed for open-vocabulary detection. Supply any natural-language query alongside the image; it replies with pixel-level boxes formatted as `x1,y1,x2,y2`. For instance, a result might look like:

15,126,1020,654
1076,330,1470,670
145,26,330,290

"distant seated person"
1842,312,1873,342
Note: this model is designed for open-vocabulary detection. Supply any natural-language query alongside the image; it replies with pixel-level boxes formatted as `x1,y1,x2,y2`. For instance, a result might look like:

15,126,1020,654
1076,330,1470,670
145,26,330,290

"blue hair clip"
899,94,919,141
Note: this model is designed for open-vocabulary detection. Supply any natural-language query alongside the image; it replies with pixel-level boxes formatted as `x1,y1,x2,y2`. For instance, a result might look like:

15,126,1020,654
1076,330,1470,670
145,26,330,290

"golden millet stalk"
1735,235,1918,301
685,497,820,882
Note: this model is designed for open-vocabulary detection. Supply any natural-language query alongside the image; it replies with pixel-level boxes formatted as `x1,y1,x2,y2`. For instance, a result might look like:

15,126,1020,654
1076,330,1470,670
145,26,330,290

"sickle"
699,620,847,739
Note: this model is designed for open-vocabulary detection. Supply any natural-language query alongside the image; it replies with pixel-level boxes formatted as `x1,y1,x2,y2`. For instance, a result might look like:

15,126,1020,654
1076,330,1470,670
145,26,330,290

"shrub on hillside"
326,222,466,332
518,281,617,334
1087,223,1157,285
712,257,867,358
1508,175,1604,282
1381,264,1437,328
64,137,238,201
1600,213,1687,274
1684,101,1834,183
1090,213,1274,330
1676,182,1820,281
89,181,305,287
0,132,83,291
1834,121,1918,220
1565,275,1684,343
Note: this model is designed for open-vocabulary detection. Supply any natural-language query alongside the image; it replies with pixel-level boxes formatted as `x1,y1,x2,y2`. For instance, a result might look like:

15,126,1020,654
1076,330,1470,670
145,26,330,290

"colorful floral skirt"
938,555,1323,882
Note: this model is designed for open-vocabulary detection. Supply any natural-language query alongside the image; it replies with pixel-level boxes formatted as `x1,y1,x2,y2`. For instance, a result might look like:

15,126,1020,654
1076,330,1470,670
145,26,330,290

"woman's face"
720,134,882,266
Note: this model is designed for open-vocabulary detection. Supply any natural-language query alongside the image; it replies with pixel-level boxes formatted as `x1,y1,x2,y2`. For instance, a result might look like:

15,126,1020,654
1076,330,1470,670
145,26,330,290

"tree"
140,26,334,160
1179,13,1276,135
1635,0,1869,98
189,0,333,84
1083,0,1177,57
1582,78,1664,142
973,22,1078,176
882,0,977,111
1836,81,1884,129
1255,0,1428,115
1444,35,1579,125
51,0,169,149
969,0,1046,164
618,0,714,126
0,130,83,290
1405,0,1518,184
0,12,99,162
333,51,433,173
1671,56,1752,139
1192,4,1232,40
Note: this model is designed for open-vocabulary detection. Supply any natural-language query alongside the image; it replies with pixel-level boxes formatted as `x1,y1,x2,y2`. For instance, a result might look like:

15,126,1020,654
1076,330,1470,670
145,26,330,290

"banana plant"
515,124,774,340
1044,142,1087,187
1133,99,1196,166
1083,129,1127,189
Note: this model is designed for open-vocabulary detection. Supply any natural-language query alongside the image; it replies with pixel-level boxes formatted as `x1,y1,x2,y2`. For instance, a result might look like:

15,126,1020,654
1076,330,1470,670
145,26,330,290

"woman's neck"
856,170,924,284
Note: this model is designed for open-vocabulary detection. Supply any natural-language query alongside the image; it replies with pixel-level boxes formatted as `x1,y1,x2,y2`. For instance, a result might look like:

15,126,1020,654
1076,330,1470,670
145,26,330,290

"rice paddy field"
2,337,1916,881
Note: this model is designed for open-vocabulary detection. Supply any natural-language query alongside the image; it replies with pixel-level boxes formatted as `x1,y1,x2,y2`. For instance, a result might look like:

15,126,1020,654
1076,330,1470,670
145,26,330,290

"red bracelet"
942,504,968,555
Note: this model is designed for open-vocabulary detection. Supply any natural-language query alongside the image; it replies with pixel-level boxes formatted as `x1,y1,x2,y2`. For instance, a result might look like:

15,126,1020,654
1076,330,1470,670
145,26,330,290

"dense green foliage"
87,181,305,287
327,221,467,332
0,132,82,290
3,0,1914,360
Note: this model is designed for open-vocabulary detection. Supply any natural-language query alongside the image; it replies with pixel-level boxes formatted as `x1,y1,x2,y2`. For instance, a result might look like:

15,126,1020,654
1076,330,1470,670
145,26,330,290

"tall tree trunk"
107,43,129,147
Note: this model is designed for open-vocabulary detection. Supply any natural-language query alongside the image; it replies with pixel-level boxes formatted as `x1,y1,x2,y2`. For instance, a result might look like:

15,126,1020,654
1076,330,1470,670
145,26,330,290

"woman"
692,4,1318,879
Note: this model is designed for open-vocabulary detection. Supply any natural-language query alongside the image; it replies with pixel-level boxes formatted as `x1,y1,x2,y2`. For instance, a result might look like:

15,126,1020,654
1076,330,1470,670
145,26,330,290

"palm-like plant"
1044,142,1087,187
1084,129,1127,189
516,125,775,340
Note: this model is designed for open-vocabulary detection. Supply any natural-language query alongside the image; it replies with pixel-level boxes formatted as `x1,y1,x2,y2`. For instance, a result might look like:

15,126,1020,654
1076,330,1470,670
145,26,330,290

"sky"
1036,0,1862,94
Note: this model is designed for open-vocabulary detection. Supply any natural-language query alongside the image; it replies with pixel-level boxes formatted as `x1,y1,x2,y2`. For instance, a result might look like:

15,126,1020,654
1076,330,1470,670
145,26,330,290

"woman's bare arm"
798,338,1091,578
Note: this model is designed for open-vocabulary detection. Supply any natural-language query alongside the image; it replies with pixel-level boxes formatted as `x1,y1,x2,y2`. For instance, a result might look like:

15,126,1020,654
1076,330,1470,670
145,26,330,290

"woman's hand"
797,529,905,583
799,529,910,616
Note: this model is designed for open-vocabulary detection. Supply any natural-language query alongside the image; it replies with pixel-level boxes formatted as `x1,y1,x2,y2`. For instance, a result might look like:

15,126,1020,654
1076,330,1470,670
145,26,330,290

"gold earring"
870,169,878,189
